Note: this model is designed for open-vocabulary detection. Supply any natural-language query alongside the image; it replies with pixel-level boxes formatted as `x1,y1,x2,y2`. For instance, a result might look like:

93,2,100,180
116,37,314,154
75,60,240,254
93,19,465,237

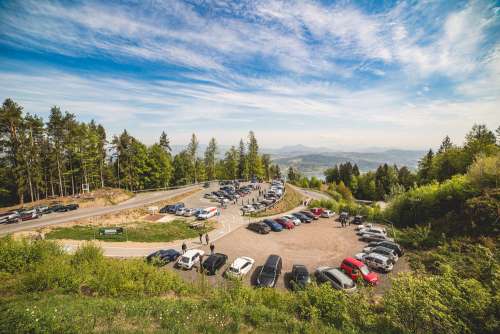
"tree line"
289,124,499,201
0,99,281,206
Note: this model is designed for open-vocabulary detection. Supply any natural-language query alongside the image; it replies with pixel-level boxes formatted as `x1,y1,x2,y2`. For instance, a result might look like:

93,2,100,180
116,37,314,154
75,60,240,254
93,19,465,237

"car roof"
183,249,202,256
326,268,353,284
293,264,308,273
265,254,281,266
373,246,393,253
367,252,390,261
344,257,364,267
232,256,253,268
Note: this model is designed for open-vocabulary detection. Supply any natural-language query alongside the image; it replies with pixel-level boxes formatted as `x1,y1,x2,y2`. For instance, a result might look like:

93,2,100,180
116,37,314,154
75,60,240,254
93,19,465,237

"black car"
369,241,404,257
353,215,363,225
290,264,310,290
247,222,271,234
203,182,210,188
159,205,173,213
292,212,312,223
256,255,282,288
167,203,185,214
146,249,181,265
202,253,228,275
65,203,79,211
300,211,318,220
48,204,65,212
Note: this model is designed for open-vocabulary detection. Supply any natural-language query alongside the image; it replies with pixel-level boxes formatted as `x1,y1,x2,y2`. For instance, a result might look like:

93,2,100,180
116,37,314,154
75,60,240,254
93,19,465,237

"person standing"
210,243,215,255
199,233,203,244
205,233,209,245
181,242,187,254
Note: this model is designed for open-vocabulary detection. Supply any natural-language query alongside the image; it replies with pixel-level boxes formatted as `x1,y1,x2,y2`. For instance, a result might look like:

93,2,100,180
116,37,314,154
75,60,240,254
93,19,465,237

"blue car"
146,249,181,265
263,219,283,232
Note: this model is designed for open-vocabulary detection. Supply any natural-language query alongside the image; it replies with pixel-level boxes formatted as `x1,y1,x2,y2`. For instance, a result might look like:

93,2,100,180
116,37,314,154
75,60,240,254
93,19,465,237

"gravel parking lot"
162,216,408,290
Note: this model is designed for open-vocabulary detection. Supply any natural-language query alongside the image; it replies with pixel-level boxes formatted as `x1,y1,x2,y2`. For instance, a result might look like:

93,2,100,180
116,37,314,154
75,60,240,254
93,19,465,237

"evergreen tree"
237,139,248,180
159,131,172,153
187,133,199,183
204,137,218,180
417,149,434,185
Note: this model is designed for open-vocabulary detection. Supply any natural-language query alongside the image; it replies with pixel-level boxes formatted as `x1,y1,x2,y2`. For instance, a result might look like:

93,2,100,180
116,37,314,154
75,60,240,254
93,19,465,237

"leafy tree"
223,146,239,180
261,154,271,180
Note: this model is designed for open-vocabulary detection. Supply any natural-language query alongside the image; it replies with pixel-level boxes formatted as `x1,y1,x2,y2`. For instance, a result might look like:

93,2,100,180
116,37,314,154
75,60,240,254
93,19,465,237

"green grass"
45,220,214,242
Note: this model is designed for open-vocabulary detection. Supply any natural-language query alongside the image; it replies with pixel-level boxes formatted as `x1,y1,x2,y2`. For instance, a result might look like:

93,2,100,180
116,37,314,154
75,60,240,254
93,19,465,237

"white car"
357,227,386,236
176,249,205,270
226,256,255,278
321,210,334,218
362,246,399,262
354,223,373,231
183,208,197,217
241,205,255,213
175,207,187,216
283,215,301,225
363,253,394,272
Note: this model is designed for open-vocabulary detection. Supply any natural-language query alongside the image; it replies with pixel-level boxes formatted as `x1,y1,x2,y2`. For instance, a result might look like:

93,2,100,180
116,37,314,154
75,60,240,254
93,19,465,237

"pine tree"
204,137,218,180
417,149,434,185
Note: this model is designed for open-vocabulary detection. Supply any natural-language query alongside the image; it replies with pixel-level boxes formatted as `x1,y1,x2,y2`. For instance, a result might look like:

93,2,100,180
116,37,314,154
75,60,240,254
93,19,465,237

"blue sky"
0,0,499,150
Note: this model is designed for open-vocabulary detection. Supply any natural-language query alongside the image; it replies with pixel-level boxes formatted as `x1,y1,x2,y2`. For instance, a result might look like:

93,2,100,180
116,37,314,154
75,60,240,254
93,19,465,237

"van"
363,253,394,272
197,207,217,220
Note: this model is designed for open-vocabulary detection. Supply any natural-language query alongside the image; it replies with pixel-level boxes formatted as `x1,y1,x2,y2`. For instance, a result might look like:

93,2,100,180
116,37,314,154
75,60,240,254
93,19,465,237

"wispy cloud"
0,0,498,149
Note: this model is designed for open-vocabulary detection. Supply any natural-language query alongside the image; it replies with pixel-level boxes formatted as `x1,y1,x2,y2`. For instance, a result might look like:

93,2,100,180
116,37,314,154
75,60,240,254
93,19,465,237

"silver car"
315,267,357,292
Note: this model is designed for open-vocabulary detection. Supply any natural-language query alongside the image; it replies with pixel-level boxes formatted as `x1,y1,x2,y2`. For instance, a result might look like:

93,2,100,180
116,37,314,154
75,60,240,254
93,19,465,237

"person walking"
210,243,215,255
199,233,203,244
181,242,187,254
205,233,209,245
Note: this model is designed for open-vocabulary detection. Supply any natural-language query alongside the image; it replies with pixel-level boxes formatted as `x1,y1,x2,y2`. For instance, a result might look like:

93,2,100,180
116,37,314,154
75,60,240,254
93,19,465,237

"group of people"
340,218,351,227
180,232,216,255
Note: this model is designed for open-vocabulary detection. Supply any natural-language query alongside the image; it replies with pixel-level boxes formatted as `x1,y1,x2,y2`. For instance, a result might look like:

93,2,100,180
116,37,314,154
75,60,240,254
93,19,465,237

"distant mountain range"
170,143,425,178
269,147,426,179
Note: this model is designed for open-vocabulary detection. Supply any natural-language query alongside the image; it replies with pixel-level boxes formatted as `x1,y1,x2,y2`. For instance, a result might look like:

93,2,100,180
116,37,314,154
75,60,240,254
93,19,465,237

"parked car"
48,204,65,213
262,219,283,232
19,209,40,221
363,246,398,262
363,253,394,272
321,210,334,218
310,208,325,216
340,257,379,285
356,227,386,236
274,218,294,230
300,211,319,220
315,266,357,292
65,203,79,211
353,215,363,225
159,204,173,213
175,207,187,216
241,205,256,213
34,205,49,214
203,182,210,188
0,211,20,224
355,223,373,231
289,264,311,290
202,253,228,275
282,215,301,226
182,208,197,217
146,249,181,265
247,222,271,234
366,241,404,257
176,249,205,270
167,203,185,214
360,233,394,242
226,256,255,278
292,212,312,223
256,255,282,288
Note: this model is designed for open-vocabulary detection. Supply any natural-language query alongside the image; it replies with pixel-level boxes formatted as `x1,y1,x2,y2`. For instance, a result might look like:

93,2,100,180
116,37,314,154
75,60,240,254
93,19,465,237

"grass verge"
253,185,304,217
45,219,215,242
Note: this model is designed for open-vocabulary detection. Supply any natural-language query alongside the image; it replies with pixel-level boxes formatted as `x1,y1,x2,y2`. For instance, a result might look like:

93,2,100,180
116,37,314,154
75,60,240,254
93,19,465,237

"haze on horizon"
0,0,499,150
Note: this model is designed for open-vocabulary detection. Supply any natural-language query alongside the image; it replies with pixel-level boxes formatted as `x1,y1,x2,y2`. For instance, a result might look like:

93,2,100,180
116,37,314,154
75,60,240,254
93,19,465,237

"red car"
340,257,378,285
310,208,325,217
274,218,294,230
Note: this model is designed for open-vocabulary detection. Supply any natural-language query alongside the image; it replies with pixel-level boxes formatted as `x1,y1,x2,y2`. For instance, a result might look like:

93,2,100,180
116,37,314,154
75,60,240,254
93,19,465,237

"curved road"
0,185,200,236
59,184,330,257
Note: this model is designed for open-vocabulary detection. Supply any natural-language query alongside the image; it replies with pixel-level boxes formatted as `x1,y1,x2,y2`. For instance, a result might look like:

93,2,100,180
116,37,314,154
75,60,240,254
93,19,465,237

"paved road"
0,185,201,236
60,184,328,257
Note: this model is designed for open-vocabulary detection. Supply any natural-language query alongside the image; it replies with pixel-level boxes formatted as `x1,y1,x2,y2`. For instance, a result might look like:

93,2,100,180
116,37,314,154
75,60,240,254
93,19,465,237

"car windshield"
180,256,190,264
229,267,239,273
360,265,370,275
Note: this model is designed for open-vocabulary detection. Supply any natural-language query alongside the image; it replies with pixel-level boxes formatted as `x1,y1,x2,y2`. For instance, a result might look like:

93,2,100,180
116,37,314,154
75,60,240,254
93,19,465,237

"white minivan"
197,207,218,220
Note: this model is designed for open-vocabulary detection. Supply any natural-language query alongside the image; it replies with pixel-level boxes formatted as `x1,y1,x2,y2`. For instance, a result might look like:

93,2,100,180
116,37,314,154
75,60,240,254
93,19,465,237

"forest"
0,98,281,206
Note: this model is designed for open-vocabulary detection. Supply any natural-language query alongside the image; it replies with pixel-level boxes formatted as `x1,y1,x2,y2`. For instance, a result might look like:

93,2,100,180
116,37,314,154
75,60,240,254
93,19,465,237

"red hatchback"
274,218,294,230
340,257,378,285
